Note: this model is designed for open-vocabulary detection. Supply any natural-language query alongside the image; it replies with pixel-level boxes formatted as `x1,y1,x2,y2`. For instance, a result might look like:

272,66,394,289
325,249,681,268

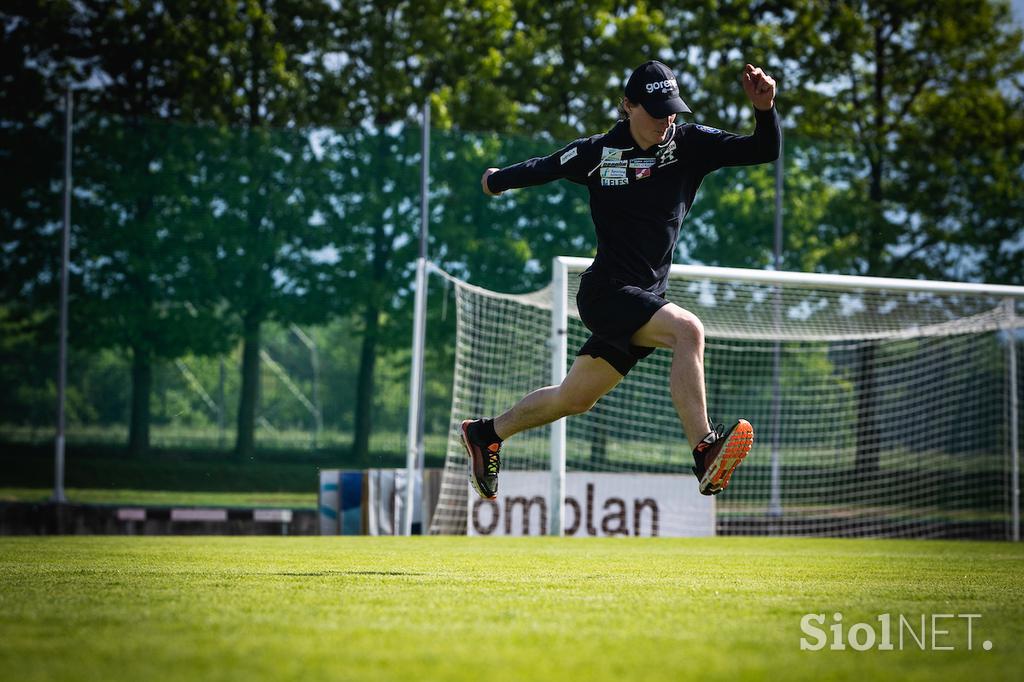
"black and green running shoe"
460,419,501,500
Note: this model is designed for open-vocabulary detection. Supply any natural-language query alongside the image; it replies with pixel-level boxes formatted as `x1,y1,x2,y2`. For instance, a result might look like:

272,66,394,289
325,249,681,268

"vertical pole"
53,86,72,504
769,131,784,519
418,97,430,265
549,258,568,536
403,97,430,536
1007,298,1019,542
405,258,427,535
218,357,226,449
290,325,322,448
416,99,430,521
312,340,322,448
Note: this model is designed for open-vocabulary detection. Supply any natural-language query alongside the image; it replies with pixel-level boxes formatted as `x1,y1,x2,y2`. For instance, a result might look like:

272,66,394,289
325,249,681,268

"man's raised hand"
481,168,502,196
742,64,776,111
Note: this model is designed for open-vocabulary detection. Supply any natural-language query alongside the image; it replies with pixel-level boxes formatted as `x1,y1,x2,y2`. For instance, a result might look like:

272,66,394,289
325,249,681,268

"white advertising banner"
467,472,714,537
366,469,421,536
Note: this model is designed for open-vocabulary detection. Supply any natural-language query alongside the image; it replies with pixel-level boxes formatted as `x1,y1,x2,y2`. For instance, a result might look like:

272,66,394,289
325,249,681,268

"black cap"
624,60,691,118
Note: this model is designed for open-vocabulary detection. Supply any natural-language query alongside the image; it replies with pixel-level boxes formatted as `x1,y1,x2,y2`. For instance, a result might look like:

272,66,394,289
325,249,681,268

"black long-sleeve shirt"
487,106,781,294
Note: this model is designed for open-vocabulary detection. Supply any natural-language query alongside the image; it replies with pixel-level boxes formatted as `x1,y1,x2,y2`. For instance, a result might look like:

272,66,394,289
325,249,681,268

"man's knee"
662,308,704,349
556,388,599,416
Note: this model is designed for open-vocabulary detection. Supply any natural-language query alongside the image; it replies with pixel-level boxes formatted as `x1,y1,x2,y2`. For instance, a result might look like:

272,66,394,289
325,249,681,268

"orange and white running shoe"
691,419,754,496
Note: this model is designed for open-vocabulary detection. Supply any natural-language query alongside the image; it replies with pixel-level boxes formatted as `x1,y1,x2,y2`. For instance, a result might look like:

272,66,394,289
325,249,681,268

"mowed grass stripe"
0,537,1021,682
0,488,317,509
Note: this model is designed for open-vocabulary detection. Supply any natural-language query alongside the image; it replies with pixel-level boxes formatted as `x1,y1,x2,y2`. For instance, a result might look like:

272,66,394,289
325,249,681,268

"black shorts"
575,271,669,376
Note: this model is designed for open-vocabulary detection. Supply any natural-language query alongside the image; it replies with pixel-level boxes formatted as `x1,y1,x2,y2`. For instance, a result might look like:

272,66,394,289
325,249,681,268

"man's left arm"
694,64,781,171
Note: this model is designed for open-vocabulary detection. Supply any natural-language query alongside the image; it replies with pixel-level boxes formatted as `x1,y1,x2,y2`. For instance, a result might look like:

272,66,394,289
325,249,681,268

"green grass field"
0,537,1021,682
0,487,317,509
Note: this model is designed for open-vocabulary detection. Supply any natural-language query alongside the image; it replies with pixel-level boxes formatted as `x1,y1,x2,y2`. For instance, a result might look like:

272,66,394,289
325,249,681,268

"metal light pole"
404,97,430,535
53,86,73,504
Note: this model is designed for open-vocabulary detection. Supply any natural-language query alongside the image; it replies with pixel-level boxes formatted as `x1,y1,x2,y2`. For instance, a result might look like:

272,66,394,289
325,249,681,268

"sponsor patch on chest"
600,177,629,187
600,166,627,179
634,167,652,180
656,140,677,167
601,147,628,161
629,158,656,168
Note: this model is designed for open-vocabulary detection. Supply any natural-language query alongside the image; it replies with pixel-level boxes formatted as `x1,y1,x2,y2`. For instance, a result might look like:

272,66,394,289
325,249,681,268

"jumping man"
462,60,780,500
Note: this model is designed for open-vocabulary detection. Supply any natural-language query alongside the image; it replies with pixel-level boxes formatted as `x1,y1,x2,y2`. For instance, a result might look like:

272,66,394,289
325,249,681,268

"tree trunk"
235,313,261,459
232,0,267,462
350,131,393,462
127,344,152,456
352,298,380,461
853,19,888,474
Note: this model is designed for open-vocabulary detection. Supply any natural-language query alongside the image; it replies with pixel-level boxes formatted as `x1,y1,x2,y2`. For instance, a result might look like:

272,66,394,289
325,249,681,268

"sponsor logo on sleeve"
695,124,723,135
560,146,579,165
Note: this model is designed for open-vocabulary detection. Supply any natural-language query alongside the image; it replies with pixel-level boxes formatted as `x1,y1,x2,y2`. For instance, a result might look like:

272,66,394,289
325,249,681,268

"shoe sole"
699,419,754,495
460,420,496,500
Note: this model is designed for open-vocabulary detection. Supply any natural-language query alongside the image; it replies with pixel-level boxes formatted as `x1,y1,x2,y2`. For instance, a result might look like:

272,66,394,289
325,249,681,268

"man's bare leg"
629,303,710,449
631,302,753,495
493,354,623,440
463,355,621,499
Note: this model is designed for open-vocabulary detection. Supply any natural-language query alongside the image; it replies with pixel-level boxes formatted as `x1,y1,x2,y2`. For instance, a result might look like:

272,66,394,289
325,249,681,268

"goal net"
428,258,1023,539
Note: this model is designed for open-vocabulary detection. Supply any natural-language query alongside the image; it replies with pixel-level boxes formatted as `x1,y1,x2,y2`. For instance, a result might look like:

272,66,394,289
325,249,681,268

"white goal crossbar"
556,256,1024,298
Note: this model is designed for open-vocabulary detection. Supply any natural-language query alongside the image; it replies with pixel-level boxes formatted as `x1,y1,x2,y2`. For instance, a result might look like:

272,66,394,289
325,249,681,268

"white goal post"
421,256,1024,540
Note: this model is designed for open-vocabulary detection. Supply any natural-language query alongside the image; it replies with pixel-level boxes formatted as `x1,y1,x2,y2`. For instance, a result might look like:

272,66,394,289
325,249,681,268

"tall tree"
326,0,678,460
776,0,1024,281
324,0,519,460
171,0,340,459
0,1,81,423
776,0,1024,470
77,1,274,455
2,1,341,456
71,119,235,454
1,1,233,454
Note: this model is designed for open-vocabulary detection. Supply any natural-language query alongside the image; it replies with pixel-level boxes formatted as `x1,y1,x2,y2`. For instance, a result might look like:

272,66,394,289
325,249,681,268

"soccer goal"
425,257,1023,540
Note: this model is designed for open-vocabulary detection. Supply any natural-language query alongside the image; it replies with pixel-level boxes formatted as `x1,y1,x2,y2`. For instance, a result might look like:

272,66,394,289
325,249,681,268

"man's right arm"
482,138,591,195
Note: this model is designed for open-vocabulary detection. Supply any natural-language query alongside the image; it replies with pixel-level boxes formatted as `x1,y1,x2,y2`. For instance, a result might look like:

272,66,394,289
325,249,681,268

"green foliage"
71,120,233,359
2,0,1021,459
493,1,673,137
431,128,594,288
772,0,1024,280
